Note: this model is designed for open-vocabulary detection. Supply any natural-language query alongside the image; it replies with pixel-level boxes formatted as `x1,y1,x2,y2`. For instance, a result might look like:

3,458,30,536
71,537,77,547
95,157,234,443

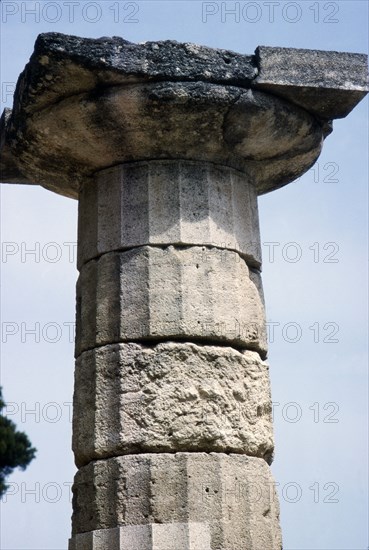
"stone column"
71,160,279,549
1,33,367,550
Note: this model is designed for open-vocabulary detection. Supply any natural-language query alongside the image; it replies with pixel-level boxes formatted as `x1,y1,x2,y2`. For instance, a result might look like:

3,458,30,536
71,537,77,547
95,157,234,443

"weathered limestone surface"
9,33,368,114
1,34,367,196
70,453,282,549
77,161,261,269
254,46,369,119
73,342,274,467
3,81,322,197
0,109,33,185
75,246,267,356
2,33,367,550
69,524,212,550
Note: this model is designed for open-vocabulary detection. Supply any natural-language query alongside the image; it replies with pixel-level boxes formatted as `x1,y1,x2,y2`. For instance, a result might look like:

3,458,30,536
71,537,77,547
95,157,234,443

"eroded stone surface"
69,524,212,550
77,161,261,269
0,109,32,184
1,33,367,197
12,33,256,117
254,45,369,119
72,342,274,467
4,81,323,198
71,453,282,550
9,33,367,118
2,32,368,550
75,246,267,356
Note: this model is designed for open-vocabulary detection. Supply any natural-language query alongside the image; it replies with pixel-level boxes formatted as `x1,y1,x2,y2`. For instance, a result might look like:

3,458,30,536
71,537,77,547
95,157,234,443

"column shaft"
4,33,367,550
70,160,281,549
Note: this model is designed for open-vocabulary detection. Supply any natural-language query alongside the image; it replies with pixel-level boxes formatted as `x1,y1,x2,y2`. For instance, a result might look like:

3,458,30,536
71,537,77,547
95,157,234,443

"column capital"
1,33,367,198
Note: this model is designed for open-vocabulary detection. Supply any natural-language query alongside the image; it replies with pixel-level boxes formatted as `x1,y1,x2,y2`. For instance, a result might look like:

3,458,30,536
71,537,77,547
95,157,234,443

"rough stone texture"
8,33,367,115
69,524,212,550
2,33,367,550
75,246,267,357
2,80,323,198
254,46,369,119
7,33,367,118
1,34,367,197
0,109,32,184
73,342,274,467
15,33,257,111
77,161,261,269
71,453,282,550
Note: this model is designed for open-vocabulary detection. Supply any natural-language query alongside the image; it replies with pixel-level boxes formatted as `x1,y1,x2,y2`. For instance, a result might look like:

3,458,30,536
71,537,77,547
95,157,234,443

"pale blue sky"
0,1,368,549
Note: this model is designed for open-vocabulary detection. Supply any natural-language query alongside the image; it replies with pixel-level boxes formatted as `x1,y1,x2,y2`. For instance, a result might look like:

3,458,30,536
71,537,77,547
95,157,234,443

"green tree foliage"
0,387,36,496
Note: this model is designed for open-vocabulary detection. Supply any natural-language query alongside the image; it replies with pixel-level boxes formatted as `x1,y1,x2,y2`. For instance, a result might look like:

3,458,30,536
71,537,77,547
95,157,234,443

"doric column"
71,156,279,548
1,33,367,550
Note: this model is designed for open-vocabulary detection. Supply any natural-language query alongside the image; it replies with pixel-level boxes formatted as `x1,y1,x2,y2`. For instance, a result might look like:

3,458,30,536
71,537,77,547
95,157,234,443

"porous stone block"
72,342,274,467
3,35,333,197
71,453,282,550
69,523,212,550
69,531,106,550
253,46,369,119
75,246,267,356
0,109,32,184
2,33,367,197
6,80,323,197
77,161,261,269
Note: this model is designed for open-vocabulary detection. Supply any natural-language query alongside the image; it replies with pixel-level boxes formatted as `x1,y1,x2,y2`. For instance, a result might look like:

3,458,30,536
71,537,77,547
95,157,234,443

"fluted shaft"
1,32,366,550
70,160,281,548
